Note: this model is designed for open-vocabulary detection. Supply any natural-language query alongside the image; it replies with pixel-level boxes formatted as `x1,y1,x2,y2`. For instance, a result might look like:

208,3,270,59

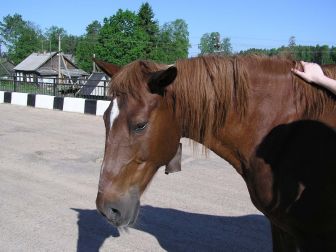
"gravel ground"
0,104,272,252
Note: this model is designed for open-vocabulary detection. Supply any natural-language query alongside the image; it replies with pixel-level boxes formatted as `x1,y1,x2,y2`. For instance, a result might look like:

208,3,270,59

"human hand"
291,61,326,84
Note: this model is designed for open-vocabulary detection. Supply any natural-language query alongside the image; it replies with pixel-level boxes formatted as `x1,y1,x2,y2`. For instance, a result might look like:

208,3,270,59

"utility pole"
58,34,61,79
93,54,96,72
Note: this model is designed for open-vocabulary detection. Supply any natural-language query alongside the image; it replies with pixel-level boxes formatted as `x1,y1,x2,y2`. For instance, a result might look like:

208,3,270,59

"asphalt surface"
0,104,272,252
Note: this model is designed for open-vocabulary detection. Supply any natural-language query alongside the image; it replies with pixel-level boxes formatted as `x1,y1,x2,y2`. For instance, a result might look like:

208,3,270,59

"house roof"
14,52,58,71
0,58,15,76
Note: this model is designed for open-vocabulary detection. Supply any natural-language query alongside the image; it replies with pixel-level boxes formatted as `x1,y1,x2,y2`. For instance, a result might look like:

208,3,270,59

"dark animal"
95,55,336,251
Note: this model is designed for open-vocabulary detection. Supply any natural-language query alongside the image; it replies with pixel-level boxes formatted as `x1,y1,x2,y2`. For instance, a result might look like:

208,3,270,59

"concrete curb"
0,91,110,116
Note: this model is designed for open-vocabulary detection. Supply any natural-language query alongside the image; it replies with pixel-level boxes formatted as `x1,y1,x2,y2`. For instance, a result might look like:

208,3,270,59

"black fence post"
104,80,107,98
14,75,17,92
53,78,56,96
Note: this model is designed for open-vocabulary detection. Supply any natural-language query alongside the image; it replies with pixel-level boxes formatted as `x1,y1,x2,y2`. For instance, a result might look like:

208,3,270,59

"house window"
26,73,34,83
16,72,23,82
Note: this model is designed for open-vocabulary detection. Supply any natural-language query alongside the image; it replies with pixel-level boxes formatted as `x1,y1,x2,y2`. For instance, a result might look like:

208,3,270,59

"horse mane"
108,55,336,145
292,62,336,118
167,55,249,143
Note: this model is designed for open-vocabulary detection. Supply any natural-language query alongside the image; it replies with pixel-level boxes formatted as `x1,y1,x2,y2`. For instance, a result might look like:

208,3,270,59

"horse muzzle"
96,187,140,227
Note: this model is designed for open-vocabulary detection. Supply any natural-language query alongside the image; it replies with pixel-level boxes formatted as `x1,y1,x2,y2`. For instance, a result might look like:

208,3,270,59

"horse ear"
93,58,121,77
148,66,177,95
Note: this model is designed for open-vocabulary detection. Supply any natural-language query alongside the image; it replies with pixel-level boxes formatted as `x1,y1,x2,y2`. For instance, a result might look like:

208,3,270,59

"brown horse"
95,55,336,251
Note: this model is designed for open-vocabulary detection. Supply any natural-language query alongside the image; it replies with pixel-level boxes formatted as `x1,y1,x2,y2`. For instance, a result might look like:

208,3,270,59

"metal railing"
0,75,110,100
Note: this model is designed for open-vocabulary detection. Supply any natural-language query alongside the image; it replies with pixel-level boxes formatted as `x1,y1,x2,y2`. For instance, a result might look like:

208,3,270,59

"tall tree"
137,2,159,60
76,20,101,72
330,46,336,63
44,26,79,55
198,32,232,55
199,32,219,55
156,19,190,63
96,9,147,65
288,36,296,48
44,26,67,52
0,14,42,64
220,37,233,55
62,34,79,56
317,45,333,64
0,14,26,48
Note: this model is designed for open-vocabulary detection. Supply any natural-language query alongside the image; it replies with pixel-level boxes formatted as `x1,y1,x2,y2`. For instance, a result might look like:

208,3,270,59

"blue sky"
1,0,335,56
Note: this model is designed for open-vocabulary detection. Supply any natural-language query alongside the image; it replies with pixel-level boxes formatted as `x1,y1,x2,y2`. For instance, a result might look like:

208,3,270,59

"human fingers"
291,68,310,81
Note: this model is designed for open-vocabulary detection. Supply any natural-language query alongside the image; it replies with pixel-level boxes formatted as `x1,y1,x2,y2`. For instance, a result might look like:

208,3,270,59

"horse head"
95,59,182,227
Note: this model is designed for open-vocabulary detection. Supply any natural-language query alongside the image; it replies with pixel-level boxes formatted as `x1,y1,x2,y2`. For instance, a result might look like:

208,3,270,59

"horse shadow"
256,120,336,249
72,206,272,252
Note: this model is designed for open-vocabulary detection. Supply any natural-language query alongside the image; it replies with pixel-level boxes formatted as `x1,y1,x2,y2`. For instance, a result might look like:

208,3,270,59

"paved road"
0,104,272,252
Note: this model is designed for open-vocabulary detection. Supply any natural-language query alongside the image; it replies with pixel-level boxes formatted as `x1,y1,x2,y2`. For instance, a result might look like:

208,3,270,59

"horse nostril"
110,207,121,218
104,205,122,225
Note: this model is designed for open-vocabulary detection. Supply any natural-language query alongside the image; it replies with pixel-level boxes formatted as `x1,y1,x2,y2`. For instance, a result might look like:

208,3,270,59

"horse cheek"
153,113,180,166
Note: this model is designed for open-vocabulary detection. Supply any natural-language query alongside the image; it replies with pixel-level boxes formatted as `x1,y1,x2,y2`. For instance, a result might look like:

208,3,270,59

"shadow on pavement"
72,205,271,252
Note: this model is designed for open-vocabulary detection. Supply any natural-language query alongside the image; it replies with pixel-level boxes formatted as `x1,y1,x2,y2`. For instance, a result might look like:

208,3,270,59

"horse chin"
123,199,140,228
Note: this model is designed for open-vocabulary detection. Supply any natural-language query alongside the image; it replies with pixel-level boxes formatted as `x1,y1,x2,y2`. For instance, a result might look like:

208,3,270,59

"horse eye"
132,122,148,133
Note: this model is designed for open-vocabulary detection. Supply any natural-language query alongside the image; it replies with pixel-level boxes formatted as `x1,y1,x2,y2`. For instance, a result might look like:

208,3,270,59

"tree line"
239,44,336,65
0,2,335,74
199,34,336,65
0,3,189,72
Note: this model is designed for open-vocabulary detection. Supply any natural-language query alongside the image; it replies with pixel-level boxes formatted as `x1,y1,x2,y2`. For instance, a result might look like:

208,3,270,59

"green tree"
199,32,219,55
288,36,296,48
11,24,42,64
137,2,159,60
317,45,332,64
0,14,42,64
62,34,79,56
76,20,101,72
330,46,336,63
221,37,232,55
86,20,101,37
44,26,67,52
198,32,232,55
96,9,148,66
156,19,190,63
44,26,79,55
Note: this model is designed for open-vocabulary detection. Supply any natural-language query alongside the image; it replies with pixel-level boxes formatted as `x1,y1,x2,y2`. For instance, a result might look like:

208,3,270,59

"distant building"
77,72,109,98
0,58,15,77
14,52,88,84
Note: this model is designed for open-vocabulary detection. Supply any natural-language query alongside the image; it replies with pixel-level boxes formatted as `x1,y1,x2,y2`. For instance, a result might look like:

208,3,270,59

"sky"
1,0,335,57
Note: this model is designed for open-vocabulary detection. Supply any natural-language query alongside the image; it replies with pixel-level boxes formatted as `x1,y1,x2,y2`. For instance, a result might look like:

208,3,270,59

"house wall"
37,77,56,84
15,71,36,83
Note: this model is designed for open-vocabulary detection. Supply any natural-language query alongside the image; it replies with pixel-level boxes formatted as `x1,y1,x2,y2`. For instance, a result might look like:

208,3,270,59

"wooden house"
14,52,88,84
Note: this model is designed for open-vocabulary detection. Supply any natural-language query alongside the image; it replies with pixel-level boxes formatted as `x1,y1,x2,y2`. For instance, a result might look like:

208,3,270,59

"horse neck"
167,56,253,173
169,56,336,175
